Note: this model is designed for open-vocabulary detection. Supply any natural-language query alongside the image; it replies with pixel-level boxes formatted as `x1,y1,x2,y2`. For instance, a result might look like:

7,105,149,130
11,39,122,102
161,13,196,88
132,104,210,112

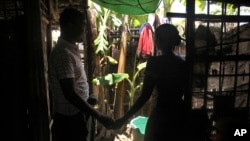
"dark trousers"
52,112,89,141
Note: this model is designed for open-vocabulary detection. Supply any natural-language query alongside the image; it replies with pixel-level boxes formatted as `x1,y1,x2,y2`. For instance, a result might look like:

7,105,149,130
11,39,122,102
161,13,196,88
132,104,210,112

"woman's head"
155,23,181,54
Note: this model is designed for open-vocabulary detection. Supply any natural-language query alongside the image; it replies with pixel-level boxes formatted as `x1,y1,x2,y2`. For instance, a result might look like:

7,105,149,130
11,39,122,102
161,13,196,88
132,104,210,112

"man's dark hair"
59,7,84,30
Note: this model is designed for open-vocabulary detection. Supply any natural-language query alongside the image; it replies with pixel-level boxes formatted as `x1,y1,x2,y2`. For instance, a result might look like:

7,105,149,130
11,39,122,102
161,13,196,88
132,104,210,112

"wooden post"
114,14,129,118
24,0,51,141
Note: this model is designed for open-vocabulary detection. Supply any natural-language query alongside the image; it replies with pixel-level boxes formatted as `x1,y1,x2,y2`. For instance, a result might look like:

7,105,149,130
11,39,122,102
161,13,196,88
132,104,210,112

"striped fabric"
48,38,89,116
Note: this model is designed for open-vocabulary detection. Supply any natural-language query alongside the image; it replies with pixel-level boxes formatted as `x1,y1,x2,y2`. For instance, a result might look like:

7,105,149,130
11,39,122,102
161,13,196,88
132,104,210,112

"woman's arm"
113,70,156,129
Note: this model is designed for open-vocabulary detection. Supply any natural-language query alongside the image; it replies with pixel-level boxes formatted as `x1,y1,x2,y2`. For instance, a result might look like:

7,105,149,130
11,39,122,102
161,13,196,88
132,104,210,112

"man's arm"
59,78,113,127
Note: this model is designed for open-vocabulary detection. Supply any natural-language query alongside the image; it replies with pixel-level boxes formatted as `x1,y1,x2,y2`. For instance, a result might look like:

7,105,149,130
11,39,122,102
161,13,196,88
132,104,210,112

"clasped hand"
103,117,127,130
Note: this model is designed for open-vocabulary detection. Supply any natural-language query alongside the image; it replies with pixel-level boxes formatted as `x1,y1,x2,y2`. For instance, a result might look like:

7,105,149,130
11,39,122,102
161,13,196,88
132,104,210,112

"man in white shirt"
48,7,113,141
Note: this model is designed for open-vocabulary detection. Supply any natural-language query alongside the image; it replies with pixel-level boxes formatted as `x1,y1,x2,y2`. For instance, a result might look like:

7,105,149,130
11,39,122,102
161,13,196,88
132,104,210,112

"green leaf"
112,73,129,83
111,14,122,27
131,19,141,27
92,73,129,86
130,15,147,27
195,0,206,13
137,61,147,71
107,56,118,64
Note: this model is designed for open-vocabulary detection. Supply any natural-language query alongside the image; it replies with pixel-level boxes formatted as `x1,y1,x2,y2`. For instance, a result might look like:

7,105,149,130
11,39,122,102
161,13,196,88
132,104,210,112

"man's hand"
98,114,115,129
110,117,127,129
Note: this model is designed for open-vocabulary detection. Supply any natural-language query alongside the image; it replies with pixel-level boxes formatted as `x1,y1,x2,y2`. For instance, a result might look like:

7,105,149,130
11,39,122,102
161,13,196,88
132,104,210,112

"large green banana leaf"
92,73,129,86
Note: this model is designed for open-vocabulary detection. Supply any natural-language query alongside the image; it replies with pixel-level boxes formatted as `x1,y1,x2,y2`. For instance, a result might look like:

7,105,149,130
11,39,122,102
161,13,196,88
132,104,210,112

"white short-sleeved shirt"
48,38,89,116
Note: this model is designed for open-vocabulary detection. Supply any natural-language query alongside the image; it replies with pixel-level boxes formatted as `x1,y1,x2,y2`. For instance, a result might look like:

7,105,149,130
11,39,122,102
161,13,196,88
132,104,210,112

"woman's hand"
111,117,127,129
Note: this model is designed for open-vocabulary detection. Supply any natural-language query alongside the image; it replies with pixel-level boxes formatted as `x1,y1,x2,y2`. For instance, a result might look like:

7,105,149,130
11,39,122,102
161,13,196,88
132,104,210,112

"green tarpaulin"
91,0,161,15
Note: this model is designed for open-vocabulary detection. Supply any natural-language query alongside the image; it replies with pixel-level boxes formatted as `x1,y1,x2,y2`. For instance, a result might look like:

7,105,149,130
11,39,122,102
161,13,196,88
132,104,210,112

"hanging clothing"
137,23,155,59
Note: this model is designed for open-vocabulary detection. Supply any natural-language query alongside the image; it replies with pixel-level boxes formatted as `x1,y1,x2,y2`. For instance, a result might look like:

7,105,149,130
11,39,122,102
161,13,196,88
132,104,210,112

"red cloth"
137,24,154,59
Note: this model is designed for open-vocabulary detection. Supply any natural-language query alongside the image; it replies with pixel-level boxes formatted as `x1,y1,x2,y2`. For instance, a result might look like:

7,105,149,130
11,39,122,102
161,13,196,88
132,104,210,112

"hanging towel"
137,23,154,59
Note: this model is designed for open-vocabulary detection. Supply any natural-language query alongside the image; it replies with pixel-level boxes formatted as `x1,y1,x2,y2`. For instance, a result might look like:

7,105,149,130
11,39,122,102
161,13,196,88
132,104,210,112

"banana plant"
93,4,112,56
126,61,146,108
92,73,129,86
92,61,147,108
93,4,125,68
